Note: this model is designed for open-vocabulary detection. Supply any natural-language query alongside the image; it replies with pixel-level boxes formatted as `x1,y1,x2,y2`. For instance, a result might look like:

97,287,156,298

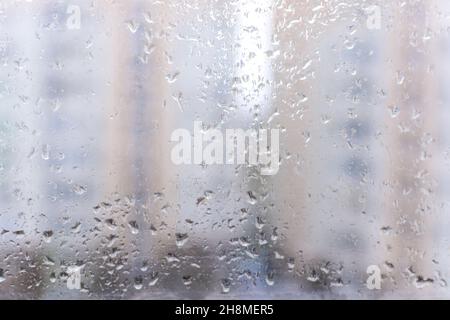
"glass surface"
0,0,449,299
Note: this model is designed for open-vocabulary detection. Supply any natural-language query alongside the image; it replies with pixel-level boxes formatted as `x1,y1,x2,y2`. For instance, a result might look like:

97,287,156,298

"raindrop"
134,276,143,290
43,230,53,243
182,275,192,286
265,271,275,286
247,191,257,205
388,105,400,118
73,184,87,196
41,144,50,160
165,71,180,84
126,20,139,33
175,233,189,248
0,269,5,283
128,221,139,235
221,278,231,293
149,272,159,287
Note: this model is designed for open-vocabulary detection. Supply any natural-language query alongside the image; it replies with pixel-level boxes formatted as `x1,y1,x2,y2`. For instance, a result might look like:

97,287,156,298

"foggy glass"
0,0,449,299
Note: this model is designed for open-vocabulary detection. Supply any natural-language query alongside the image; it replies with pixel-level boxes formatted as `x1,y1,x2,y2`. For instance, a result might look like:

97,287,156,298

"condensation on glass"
0,0,449,299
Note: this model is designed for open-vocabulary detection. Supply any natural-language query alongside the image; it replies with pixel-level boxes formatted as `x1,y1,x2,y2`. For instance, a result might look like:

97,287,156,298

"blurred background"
0,0,450,299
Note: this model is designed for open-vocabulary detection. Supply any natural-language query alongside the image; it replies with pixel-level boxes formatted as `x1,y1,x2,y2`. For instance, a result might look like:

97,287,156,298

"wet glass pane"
0,0,449,299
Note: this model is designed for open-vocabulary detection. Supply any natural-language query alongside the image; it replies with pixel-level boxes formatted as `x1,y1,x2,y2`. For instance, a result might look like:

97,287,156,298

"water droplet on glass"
175,233,189,248
265,271,275,286
41,144,50,160
221,278,231,293
125,20,139,33
73,184,87,196
134,276,143,290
